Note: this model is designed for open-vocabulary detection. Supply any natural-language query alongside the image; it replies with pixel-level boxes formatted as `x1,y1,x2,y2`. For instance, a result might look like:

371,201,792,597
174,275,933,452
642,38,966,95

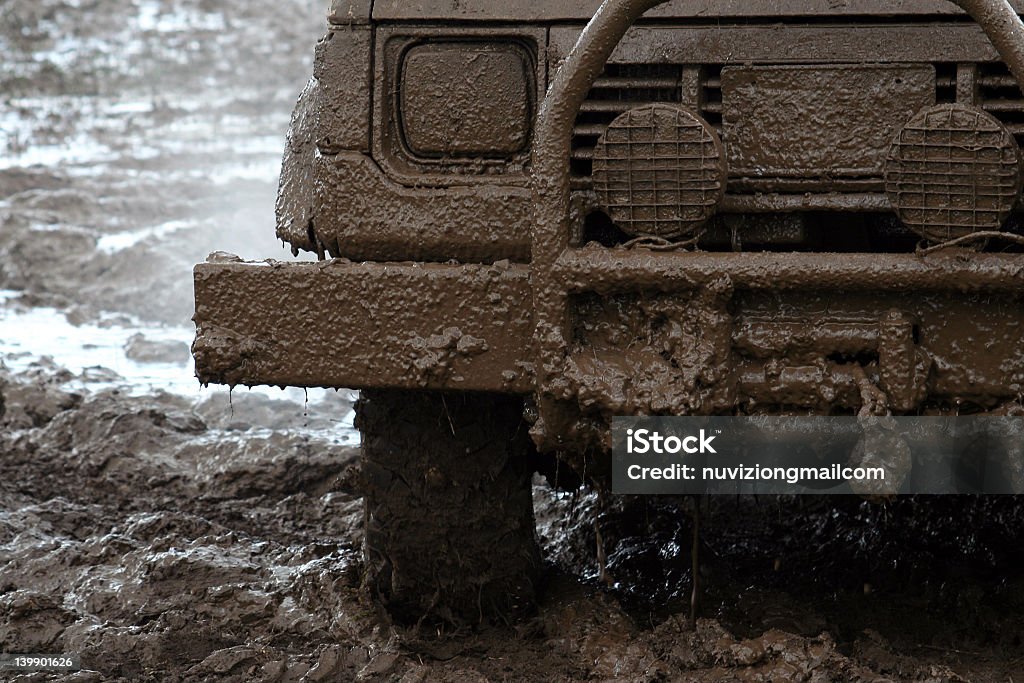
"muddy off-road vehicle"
193,0,1024,623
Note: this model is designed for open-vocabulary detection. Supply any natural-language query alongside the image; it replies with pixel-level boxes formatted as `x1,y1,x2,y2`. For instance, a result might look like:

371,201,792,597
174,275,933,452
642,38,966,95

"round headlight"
885,103,1022,242
592,104,726,239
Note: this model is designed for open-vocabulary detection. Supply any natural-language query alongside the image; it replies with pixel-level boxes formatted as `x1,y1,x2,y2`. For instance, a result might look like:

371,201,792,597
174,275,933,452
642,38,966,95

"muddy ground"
2,1,1024,681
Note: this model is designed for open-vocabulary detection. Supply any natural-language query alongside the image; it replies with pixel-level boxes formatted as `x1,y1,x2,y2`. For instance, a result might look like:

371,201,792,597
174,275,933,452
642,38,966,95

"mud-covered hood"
371,0,1023,21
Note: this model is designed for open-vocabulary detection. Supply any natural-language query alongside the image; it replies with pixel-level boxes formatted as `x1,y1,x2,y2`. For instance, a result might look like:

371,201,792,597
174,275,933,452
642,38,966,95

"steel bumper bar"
556,249,1024,294
192,251,1024,393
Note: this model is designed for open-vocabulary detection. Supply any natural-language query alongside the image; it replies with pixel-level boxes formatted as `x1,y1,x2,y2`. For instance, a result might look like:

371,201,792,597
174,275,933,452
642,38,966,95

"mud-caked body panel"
312,153,534,262
371,0,1024,20
279,2,1024,263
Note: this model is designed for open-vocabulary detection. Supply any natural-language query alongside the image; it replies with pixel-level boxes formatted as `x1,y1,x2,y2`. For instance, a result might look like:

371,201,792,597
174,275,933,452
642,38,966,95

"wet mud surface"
3,1,1024,680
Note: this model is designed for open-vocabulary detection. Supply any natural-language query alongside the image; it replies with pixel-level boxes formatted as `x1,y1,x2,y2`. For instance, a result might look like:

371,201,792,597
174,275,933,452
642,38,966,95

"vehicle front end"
196,0,1024,454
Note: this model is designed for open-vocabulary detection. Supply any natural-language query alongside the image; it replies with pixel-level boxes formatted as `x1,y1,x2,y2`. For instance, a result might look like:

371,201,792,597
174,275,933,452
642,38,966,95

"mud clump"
0,364,82,429
0,365,366,681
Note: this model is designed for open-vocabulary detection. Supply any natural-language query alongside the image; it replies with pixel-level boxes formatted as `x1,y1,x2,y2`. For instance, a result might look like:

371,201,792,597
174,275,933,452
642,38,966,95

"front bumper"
193,251,1024,406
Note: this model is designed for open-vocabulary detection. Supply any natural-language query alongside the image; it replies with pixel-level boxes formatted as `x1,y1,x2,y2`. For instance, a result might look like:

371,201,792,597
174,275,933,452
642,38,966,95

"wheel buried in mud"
357,390,542,626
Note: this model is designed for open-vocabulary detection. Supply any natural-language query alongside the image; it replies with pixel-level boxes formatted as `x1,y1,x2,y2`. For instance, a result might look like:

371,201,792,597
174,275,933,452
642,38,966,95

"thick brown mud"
5,362,1023,681
3,1,1024,681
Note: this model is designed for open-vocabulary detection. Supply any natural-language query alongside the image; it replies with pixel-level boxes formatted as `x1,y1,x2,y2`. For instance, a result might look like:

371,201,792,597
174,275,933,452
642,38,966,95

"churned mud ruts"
4,363,1024,681
3,0,1024,681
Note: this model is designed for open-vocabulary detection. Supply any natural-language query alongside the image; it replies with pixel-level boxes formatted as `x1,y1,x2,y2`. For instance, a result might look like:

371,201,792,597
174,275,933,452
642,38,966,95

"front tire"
357,390,541,626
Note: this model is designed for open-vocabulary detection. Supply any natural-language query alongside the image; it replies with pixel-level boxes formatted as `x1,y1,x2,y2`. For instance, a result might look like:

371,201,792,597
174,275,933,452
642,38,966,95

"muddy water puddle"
0,290,358,439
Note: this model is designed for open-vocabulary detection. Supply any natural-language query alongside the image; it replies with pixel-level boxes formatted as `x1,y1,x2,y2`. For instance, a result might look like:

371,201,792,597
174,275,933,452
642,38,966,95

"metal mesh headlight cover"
885,103,1022,243
591,104,726,240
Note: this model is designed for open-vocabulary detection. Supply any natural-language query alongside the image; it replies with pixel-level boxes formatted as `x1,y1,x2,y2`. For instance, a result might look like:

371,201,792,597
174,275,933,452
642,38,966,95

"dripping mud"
2,0,1024,680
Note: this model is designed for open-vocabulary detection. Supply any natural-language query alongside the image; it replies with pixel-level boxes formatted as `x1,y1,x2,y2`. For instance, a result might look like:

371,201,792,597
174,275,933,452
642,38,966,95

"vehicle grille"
980,62,1024,141
571,64,685,179
569,62,1008,182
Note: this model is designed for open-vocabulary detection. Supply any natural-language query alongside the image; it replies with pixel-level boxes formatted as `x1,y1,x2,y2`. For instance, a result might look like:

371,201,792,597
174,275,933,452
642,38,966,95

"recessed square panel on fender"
401,42,532,158
722,65,935,178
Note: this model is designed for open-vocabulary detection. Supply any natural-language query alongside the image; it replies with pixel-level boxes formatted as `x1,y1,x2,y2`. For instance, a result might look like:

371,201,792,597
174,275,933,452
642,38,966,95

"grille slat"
978,63,1024,150
593,76,680,89
573,124,608,137
580,100,670,114
981,100,1024,112
980,74,1019,88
